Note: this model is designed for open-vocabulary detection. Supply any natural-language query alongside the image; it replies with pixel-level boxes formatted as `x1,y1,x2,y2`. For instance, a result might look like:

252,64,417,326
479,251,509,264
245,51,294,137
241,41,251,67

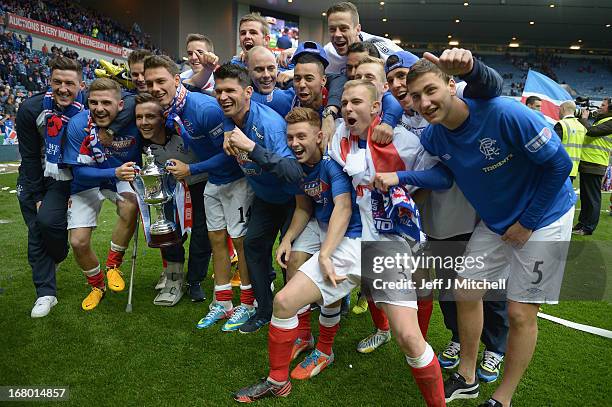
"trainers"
479,398,510,407
352,296,369,315
196,303,232,329
155,271,166,290
290,335,315,361
187,282,205,302
444,372,479,402
291,349,334,380
82,286,105,311
572,228,592,236
239,314,270,334
233,378,291,402
222,305,256,332
438,341,461,369
356,329,391,353
31,296,57,318
477,350,504,383
106,267,125,292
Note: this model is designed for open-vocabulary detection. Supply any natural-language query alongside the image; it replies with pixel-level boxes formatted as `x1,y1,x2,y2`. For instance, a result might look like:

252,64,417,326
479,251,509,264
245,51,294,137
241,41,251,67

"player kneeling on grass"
233,106,362,402
377,57,576,407
63,78,141,310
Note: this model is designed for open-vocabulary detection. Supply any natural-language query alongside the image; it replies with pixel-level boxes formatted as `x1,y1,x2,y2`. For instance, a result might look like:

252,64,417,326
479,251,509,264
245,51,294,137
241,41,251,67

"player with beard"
215,63,303,333
17,56,86,317
377,57,575,407
63,78,141,311
385,50,510,384
233,107,362,402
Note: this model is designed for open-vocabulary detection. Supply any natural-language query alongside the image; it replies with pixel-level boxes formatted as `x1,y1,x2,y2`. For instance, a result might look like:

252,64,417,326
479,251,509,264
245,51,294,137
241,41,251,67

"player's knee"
70,233,90,254
208,230,227,248
118,199,138,223
273,290,297,317
395,329,423,355
508,304,537,329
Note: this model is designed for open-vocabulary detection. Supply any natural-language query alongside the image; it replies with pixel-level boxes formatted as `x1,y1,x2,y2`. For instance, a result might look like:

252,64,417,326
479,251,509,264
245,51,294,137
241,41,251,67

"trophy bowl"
133,148,181,248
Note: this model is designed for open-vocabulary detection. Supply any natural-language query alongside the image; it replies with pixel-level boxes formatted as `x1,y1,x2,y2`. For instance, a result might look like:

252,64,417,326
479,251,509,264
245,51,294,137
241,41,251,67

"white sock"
405,343,435,369
319,305,341,327
110,241,127,252
270,315,298,330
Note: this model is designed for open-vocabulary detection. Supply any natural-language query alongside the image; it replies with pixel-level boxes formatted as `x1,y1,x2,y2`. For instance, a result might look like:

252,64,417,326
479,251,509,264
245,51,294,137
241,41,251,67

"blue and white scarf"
41,89,85,180
372,185,426,243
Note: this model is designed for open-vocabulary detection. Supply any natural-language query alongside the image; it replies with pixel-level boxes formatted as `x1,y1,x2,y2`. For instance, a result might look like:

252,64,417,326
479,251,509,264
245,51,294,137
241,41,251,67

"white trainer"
31,296,58,318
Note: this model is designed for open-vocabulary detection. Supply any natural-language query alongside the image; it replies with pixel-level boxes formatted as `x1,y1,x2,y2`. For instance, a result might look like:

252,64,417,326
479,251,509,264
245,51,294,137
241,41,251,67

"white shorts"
460,207,574,304
299,236,361,307
292,218,322,255
204,177,254,238
366,236,418,310
67,181,135,229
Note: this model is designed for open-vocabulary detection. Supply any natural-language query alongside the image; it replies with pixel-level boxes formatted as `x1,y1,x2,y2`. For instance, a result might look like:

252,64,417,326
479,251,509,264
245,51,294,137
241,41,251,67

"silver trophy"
133,147,181,248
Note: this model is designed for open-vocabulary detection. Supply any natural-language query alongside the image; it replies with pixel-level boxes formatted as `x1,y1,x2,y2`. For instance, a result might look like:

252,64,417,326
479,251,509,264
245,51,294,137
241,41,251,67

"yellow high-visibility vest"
581,116,612,167
558,117,586,177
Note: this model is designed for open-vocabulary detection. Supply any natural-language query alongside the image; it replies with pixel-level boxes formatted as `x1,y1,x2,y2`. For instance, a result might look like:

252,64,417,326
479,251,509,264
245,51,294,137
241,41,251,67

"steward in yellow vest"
554,101,587,179
573,97,612,235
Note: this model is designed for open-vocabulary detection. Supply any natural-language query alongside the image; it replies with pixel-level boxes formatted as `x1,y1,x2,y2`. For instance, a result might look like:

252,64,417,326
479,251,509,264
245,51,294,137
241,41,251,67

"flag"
521,69,572,124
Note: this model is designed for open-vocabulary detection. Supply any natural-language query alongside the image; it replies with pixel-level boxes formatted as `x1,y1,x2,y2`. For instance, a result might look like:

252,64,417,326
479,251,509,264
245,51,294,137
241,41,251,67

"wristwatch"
322,106,338,121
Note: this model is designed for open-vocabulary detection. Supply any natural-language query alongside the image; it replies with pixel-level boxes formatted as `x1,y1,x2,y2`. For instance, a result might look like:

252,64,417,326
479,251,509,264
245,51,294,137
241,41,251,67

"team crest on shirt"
302,179,330,205
479,138,500,160
525,127,552,153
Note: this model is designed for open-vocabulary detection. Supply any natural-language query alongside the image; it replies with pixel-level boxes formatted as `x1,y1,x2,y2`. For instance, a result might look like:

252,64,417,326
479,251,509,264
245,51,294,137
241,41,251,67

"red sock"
297,308,312,341
162,255,167,269
417,297,434,339
106,246,125,269
227,236,236,257
239,285,255,306
410,357,446,407
215,288,233,302
85,268,105,288
268,323,299,383
368,299,389,331
316,322,339,356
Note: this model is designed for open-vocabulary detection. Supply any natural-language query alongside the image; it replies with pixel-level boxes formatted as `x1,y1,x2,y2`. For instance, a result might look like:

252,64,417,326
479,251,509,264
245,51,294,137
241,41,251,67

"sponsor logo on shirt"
441,154,452,161
482,153,514,173
252,125,264,140
479,138,500,160
525,127,552,153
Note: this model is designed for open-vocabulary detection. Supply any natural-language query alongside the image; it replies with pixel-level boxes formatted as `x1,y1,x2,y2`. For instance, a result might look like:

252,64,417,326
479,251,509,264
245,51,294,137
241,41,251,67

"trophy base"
148,222,181,248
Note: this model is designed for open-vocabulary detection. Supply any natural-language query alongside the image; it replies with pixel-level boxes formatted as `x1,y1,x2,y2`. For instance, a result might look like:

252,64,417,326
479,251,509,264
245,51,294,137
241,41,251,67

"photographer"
573,97,612,235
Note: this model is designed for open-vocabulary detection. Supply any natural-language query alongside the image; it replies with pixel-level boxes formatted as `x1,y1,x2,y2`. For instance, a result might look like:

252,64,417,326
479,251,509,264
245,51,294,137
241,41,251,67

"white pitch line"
538,313,612,339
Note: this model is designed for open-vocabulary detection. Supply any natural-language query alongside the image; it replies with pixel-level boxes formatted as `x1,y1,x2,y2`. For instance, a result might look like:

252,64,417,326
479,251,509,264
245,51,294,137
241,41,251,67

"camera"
574,96,598,119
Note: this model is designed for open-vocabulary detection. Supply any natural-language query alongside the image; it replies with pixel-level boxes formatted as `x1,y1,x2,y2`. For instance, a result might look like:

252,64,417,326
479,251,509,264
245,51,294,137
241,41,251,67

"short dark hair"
214,63,250,88
405,58,451,86
326,2,359,26
294,53,325,76
143,55,179,76
128,49,153,68
185,33,214,52
526,96,542,106
347,41,379,58
135,92,161,107
49,55,82,76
